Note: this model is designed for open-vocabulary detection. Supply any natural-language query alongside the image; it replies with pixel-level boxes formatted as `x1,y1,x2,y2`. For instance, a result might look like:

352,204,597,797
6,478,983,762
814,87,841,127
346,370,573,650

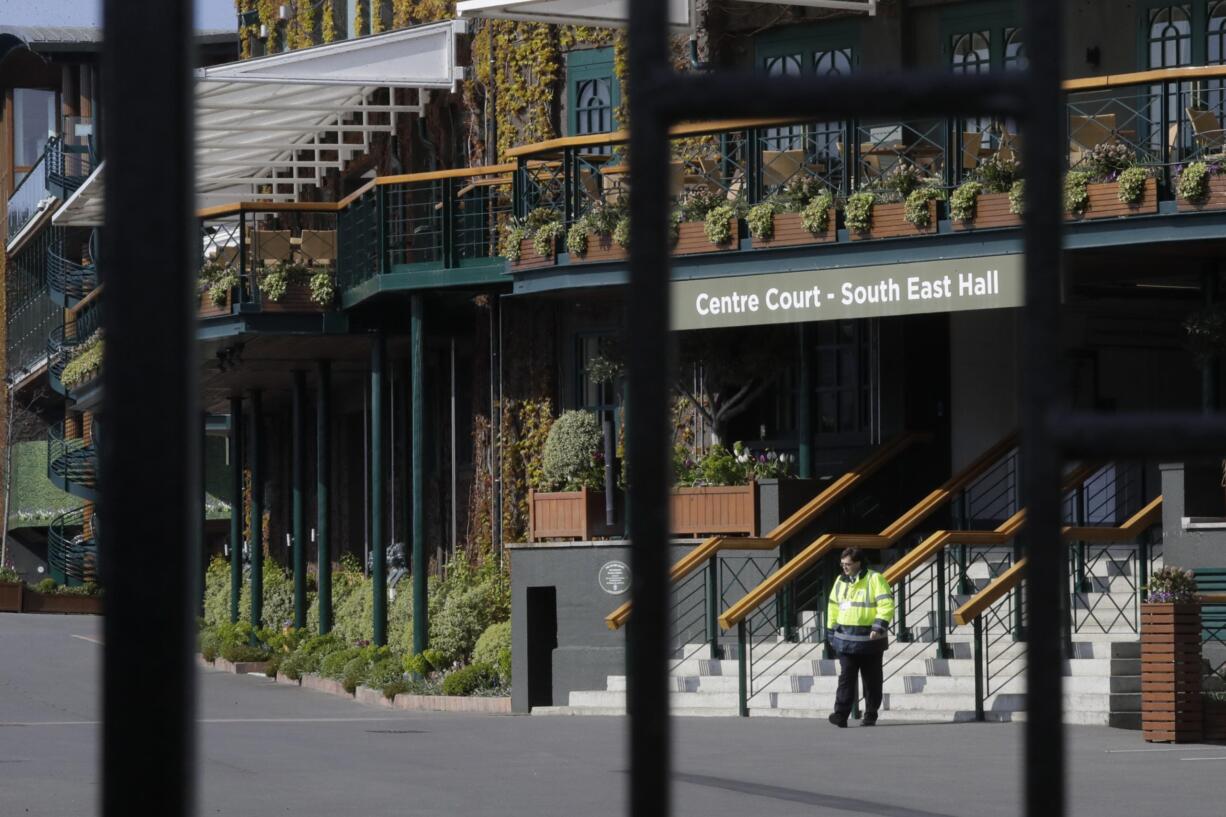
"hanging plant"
533,220,565,257
800,191,834,235
501,224,528,262
309,269,335,306
1177,161,1212,203
746,202,777,240
566,218,590,256
949,181,983,223
904,186,945,227
703,205,735,245
613,215,632,249
1008,179,1025,215
1064,170,1093,215
844,192,876,233
1117,166,1149,205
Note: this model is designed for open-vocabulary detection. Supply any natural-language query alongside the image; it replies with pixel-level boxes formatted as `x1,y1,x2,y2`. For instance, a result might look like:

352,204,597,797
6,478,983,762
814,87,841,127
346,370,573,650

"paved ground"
0,613,1221,817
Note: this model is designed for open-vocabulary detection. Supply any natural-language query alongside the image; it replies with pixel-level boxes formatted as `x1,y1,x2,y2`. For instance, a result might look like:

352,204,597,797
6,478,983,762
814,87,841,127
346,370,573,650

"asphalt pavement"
0,612,1220,816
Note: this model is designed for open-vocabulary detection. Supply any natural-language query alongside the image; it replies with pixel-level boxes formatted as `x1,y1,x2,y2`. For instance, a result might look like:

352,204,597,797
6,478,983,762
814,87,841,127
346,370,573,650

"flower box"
570,232,627,264
1141,601,1203,743
1177,175,1226,212
528,487,622,542
675,219,739,255
0,581,22,613
1067,178,1159,221
849,200,938,241
511,238,555,271
199,290,232,319
260,281,326,313
669,484,758,537
751,211,837,249
952,192,1022,231
20,590,103,615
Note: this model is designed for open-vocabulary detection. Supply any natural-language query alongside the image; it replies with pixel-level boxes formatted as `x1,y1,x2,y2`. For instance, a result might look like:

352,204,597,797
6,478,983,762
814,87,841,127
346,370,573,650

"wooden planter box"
1204,697,1226,740
849,200,939,241
1177,175,1226,212
22,590,103,615
952,192,1022,231
0,581,23,612
511,238,555,271
751,211,837,249
260,282,325,313
674,219,739,255
1141,602,1203,743
199,290,232,319
1067,178,1159,221
669,484,758,537
529,487,622,541
570,232,627,264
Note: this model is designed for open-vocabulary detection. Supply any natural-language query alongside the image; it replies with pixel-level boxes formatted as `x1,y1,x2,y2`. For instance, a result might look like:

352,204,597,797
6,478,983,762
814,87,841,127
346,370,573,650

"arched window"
1148,5,1193,68
1004,27,1027,71
575,78,612,137
951,31,991,74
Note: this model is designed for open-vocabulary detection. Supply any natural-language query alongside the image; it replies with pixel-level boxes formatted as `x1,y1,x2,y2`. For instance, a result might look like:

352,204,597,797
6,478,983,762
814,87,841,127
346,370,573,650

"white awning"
54,21,466,222
455,0,874,28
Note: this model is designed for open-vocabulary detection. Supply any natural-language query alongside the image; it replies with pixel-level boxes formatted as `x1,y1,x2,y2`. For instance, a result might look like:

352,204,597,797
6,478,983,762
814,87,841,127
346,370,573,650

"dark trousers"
834,651,884,717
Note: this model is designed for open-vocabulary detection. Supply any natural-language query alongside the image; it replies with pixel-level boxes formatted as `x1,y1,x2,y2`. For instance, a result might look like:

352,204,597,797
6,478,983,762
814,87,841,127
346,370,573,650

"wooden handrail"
603,431,927,630
880,463,1099,586
952,494,1165,626
68,282,104,316
719,431,1020,630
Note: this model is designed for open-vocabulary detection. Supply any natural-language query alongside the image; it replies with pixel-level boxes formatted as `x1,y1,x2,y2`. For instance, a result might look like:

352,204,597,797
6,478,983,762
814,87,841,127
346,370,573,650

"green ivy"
844,192,876,233
1008,180,1025,216
746,202,777,240
1177,161,1212,203
903,187,945,227
308,269,335,306
949,181,983,223
703,205,735,245
1064,170,1093,215
533,220,565,257
800,191,834,235
1117,166,1149,205
566,219,590,257
502,224,528,261
613,216,631,249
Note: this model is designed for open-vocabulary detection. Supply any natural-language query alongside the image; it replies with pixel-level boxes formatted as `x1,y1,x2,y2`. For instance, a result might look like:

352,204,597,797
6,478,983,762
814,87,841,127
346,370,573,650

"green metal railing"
48,303,101,397
7,228,59,377
48,419,98,501
6,147,51,241
48,230,99,307
44,136,94,199
47,507,97,587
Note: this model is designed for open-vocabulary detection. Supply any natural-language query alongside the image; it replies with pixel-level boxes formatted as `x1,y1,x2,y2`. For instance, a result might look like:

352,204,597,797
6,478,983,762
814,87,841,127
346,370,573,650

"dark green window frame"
940,2,1025,73
566,47,620,137
754,20,861,75
1136,1,1226,67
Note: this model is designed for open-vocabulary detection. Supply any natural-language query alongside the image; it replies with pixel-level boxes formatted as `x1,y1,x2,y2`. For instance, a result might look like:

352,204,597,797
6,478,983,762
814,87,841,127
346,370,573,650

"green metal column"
371,334,387,646
292,370,306,630
198,415,206,619
316,360,332,634
249,389,264,629
411,295,428,656
797,323,812,479
229,396,243,623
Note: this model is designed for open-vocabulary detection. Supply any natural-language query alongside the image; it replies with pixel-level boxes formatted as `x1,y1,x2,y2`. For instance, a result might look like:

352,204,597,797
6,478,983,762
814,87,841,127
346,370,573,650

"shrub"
679,188,727,223
431,578,508,666
199,628,221,662
1117,166,1149,205
35,577,56,593
973,154,1021,193
222,643,271,663
0,565,19,583
540,410,604,491
613,215,631,249
279,632,345,680
1146,565,1198,603
321,646,364,680
903,187,945,227
844,192,875,233
308,269,335,306
501,223,528,261
949,181,982,223
800,191,834,235
441,662,499,696
473,621,512,683
746,202,776,240
566,219,589,257
341,655,370,693
533,220,565,257
880,163,923,200
1083,141,1133,180
1063,170,1093,215
1177,161,1212,203
703,204,735,245
365,657,405,690
1008,179,1025,215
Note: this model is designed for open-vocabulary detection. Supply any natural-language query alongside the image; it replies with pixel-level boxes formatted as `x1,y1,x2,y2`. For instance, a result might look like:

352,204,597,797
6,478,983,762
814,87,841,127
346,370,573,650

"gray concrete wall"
949,308,1019,472
1160,462,1226,570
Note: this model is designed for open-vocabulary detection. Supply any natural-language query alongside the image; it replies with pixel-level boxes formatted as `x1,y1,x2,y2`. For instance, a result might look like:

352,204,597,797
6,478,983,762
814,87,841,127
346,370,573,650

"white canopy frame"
455,0,874,29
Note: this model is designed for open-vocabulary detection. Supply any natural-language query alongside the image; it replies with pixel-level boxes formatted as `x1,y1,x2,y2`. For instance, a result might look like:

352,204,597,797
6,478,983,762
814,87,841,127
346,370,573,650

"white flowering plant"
1145,565,1198,603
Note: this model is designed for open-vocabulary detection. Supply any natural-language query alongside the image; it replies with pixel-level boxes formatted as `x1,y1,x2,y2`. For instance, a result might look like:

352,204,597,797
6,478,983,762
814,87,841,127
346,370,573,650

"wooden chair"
761,149,805,188
961,131,983,173
253,229,293,263
1068,113,1117,164
212,243,239,266
298,230,336,265
1187,107,1226,158
997,131,1023,164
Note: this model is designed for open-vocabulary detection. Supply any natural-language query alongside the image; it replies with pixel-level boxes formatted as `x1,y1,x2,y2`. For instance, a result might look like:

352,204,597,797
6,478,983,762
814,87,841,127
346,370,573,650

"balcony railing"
48,304,101,397
6,228,59,378
48,419,98,501
44,135,94,199
47,507,97,587
6,146,52,243
48,231,99,307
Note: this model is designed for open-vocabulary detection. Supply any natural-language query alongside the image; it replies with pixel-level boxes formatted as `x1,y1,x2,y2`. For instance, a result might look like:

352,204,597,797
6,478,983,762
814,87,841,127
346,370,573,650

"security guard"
826,546,896,727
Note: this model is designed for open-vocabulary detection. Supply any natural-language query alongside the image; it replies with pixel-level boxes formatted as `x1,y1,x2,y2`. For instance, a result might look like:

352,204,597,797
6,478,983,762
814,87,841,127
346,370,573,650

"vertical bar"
316,360,333,633
627,0,672,811
936,551,948,657
100,0,195,811
896,574,909,642
237,211,247,305
450,337,458,554
974,614,985,722
229,396,243,623
706,555,721,660
737,619,749,717
249,389,263,629
198,416,206,619
292,370,306,630
797,323,811,479
1022,0,1065,813
371,333,387,646
412,295,428,655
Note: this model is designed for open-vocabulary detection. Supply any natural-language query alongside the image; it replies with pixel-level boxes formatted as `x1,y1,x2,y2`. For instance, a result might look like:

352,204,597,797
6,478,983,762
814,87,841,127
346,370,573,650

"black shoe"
828,713,848,728
861,713,878,727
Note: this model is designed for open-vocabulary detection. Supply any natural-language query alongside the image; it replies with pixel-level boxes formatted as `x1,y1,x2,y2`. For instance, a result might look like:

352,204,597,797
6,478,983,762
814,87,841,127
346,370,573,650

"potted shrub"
848,165,942,240
504,207,562,270
23,577,104,615
258,260,330,312
60,332,104,391
748,179,837,249
951,155,1024,231
0,565,22,612
1065,142,1158,220
673,188,741,255
528,410,619,541
669,442,792,537
1177,159,1226,211
198,256,237,317
1141,566,1202,742
566,201,630,264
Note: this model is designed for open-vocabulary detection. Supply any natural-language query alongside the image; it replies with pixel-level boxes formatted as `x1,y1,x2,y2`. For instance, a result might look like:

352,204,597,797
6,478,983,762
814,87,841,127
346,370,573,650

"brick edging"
391,693,511,714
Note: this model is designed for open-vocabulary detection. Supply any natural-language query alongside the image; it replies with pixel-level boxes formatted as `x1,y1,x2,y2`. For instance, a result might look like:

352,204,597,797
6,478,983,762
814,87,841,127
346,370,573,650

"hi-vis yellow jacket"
826,569,896,653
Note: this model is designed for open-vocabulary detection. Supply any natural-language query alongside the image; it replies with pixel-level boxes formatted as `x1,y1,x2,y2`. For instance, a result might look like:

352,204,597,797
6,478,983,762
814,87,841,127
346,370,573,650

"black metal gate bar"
100,1,197,817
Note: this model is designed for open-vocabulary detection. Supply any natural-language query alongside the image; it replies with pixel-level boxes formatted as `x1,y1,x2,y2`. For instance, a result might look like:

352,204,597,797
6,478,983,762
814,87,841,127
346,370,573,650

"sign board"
598,560,631,595
670,254,1024,331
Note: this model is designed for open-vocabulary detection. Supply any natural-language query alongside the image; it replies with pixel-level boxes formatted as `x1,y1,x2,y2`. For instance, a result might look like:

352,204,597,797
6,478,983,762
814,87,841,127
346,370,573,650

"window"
814,320,873,437
566,48,619,137
944,6,1023,158
576,333,619,415
13,88,56,170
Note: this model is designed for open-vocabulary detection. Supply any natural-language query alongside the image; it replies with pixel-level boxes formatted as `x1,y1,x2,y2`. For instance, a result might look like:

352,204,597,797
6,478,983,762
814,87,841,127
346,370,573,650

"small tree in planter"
530,410,613,540
1141,566,1202,742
